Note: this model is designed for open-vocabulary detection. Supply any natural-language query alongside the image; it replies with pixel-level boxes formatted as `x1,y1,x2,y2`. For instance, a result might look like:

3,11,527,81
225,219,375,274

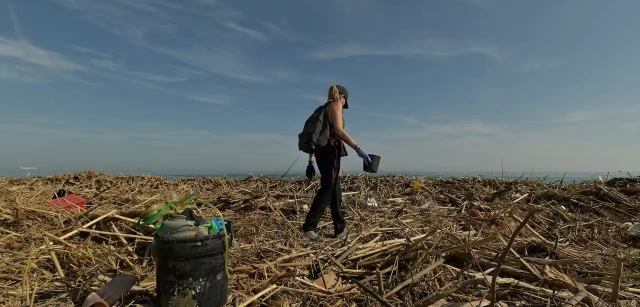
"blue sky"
1,0,640,176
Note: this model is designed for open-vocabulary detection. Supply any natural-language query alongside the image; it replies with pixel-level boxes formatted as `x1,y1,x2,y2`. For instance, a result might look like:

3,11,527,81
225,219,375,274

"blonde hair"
327,84,341,103
326,84,345,128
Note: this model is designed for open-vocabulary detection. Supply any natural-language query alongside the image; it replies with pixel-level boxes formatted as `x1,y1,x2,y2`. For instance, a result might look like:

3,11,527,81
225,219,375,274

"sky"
1,0,640,176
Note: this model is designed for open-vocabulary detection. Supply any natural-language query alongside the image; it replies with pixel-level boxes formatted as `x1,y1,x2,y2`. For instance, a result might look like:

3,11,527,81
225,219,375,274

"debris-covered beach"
1,171,640,307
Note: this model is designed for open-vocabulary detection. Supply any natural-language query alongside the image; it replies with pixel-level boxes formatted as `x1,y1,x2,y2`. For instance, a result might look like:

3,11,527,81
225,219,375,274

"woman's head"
327,84,349,109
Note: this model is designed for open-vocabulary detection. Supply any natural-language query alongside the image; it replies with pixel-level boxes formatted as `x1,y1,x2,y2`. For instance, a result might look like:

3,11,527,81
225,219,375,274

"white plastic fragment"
365,198,378,207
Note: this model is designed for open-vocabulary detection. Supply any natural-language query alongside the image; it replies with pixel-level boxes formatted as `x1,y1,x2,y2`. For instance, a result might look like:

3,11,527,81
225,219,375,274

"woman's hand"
306,161,316,179
355,146,372,165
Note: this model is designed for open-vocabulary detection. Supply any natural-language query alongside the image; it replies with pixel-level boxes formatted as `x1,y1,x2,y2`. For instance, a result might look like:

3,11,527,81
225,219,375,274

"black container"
363,154,381,173
152,221,233,307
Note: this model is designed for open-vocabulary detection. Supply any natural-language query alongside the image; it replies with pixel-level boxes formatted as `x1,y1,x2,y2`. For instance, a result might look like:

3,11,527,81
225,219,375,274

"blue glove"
306,161,316,179
355,146,372,165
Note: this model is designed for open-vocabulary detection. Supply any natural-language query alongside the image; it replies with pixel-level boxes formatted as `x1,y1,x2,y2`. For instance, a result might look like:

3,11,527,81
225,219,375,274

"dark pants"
302,146,346,234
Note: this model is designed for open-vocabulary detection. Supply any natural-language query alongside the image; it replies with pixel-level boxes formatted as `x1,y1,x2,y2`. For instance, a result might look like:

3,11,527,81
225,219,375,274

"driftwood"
0,171,639,306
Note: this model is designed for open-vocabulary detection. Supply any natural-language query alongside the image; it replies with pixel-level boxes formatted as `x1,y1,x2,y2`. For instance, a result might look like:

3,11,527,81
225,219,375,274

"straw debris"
1,171,640,306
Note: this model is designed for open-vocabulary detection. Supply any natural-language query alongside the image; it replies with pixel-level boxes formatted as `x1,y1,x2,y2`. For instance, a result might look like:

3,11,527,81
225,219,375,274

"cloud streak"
553,106,640,125
0,35,233,105
557,111,600,123
302,94,326,104
522,59,565,72
89,59,121,71
188,95,232,105
8,2,24,39
52,0,301,83
364,112,504,138
223,22,269,42
126,71,188,83
69,45,112,58
0,118,289,145
307,40,505,62
0,38,86,71
0,63,53,84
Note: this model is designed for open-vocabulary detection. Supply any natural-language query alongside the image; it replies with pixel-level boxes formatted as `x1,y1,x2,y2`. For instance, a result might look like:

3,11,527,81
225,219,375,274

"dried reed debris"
1,171,640,306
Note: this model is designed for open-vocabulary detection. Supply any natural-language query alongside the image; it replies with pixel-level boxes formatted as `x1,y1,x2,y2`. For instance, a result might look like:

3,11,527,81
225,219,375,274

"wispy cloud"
0,37,133,82
223,22,269,42
556,111,600,123
52,0,300,83
170,65,206,77
151,46,271,82
88,59,121,71
302,94,326,104
188,95,232,105
8,2,24,39
0,37,86,71
0,38,106,85
0,35,228,104
365,113,426,127
551,105,640,128
260,21,296,41
93,71,234,105
126,71,188,83
522,59,565,72
69,45,112,58
0,118,288,145
461,0,496,6
0,63,53,84
307,40,505,62
364,112,504,141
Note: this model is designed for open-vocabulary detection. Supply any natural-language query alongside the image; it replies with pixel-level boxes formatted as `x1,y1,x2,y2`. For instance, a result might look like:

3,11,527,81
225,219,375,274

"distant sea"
3,169,639,184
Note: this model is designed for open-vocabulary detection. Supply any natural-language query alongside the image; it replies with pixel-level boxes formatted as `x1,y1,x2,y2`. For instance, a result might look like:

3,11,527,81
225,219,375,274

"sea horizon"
1,168,638,183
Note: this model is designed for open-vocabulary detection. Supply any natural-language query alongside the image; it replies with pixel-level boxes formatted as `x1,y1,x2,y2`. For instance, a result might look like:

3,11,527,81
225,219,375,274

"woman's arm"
327,102,358,149
308,153,314,161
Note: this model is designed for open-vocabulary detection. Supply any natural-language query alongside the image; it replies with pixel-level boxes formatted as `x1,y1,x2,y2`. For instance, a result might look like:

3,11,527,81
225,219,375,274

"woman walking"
302,84,372,241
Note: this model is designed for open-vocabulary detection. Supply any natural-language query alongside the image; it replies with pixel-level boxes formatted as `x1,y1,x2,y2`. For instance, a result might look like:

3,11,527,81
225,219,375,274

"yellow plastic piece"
413,180,422,190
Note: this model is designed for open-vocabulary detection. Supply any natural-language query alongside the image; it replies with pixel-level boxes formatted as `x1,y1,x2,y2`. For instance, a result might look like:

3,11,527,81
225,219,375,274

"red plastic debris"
46,194,87,211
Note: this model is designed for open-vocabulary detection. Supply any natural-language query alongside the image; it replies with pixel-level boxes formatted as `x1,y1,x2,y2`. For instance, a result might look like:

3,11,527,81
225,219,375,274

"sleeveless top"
325,103,348,158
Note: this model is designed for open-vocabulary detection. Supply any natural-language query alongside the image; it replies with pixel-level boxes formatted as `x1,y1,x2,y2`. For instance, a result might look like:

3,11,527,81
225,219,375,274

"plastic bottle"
172,190,195,211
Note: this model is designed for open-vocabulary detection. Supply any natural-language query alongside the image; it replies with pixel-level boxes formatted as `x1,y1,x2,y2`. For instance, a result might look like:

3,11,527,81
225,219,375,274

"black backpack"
298,103,330,154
